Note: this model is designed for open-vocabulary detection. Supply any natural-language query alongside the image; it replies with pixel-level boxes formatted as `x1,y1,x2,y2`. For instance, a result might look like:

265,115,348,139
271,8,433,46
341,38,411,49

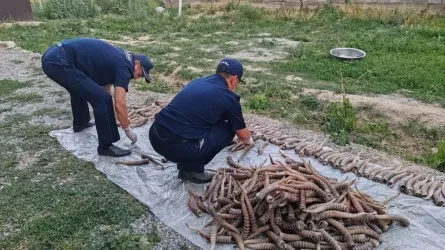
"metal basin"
330,48,366,61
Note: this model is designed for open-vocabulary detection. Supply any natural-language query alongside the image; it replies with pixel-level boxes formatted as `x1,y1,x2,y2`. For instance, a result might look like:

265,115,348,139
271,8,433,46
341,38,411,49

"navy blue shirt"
61,38,134,91
155,74,246,140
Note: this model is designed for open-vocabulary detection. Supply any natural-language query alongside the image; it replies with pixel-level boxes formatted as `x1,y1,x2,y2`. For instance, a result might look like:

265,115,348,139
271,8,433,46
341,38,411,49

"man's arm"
114,86,137,144
226,97,253,145
114,86,129,128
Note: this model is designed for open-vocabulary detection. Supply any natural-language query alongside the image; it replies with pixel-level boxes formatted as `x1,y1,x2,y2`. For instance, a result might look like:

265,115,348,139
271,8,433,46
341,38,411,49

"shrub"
42,0,100,19
39,0,162,20
248,93,269,110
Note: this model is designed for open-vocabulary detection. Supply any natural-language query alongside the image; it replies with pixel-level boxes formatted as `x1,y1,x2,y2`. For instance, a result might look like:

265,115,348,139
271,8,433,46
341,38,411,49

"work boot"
178,169,214,184
97,144,131,157
73,122,95,133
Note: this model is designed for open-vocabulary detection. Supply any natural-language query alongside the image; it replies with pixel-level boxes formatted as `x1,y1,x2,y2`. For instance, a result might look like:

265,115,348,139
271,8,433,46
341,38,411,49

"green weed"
424,140,445,171
322,97,357,145
357,120,390,133
247,93,270,110
36,0,163,20
136,78,176,94
40,0,99,19
299,95,320,110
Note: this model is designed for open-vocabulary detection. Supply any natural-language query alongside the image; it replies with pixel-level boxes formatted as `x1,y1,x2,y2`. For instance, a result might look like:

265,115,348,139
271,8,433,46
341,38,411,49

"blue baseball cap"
133,54,153,83
216,58,245,84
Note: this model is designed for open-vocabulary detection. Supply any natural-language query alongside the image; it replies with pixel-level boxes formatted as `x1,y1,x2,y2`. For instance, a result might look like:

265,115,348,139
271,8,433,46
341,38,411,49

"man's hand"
123,127,137,144
244,136,254,146
235,128,252,145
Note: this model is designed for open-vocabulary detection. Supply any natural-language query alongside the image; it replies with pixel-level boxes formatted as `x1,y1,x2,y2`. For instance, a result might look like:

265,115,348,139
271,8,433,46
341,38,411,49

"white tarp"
49,121,445,250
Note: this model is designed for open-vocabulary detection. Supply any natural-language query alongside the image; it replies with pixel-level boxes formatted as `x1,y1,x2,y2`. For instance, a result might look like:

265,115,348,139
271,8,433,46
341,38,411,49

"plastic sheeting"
49,122,445,250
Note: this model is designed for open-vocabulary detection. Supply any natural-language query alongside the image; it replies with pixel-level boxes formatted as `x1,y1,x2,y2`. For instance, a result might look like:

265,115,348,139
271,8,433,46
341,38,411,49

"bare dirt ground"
303,88,445,126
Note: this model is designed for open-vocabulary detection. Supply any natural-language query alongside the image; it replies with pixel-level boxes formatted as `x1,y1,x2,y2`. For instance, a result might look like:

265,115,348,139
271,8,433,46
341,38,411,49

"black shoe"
97,145,131,157
178,169,214,184
73,122,95,133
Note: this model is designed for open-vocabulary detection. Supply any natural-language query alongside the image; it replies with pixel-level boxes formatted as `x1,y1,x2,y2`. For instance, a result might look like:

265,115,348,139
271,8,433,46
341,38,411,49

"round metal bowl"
330,48,366,61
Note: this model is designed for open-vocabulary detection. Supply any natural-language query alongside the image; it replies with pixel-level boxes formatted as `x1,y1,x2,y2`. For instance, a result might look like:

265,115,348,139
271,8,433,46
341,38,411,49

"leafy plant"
248,93,269,110
239,5,263,20
425,140,445,171
323,96,357,145
299,94,320,110
104,226,160,249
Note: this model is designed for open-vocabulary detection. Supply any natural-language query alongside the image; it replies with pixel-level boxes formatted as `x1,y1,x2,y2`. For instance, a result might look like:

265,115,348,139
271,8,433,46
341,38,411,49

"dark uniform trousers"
149,121,235,173
41,44,120,147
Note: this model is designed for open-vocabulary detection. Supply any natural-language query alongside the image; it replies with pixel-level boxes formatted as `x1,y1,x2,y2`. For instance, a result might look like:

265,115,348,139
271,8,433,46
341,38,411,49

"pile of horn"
187,156,409,250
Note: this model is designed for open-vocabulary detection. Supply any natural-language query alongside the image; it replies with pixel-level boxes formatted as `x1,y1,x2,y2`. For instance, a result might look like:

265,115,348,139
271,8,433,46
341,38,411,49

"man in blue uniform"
149,58,253,184
42,38,153,157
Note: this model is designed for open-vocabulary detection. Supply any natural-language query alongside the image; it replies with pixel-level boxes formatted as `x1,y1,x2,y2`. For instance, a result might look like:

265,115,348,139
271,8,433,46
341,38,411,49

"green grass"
2,6,442,104
32,107,71,118
0,80,30,97
0,112,156,249
135,77,176,94
6,93,44,103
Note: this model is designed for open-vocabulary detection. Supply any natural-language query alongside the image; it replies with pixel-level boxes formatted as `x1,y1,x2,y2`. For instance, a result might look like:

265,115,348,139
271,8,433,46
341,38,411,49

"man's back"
61,38,134,89
155,74,246,140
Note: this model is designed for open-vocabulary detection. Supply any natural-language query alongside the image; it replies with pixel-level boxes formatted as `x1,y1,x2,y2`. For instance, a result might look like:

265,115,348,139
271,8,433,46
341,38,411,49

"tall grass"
33,0,164,19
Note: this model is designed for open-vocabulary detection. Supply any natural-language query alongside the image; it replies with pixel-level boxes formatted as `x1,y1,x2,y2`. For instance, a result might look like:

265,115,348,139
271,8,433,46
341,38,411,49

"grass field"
1,3,445,249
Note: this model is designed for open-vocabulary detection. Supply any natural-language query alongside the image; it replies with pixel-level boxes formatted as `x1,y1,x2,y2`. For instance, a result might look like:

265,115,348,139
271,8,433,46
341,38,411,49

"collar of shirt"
211,74,229,88
121,49,135,80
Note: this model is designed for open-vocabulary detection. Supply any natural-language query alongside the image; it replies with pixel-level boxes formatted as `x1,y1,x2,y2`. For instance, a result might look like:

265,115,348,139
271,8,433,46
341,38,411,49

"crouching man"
149,58,253,183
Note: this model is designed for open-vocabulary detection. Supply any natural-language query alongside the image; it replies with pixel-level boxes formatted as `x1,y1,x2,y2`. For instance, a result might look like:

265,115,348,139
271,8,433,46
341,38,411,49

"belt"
153,122,204,147
153,122,189,142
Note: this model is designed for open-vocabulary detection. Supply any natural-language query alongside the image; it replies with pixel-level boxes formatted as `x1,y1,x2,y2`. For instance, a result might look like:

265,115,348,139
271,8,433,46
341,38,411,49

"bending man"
149,58,253,183
42,37,153,157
